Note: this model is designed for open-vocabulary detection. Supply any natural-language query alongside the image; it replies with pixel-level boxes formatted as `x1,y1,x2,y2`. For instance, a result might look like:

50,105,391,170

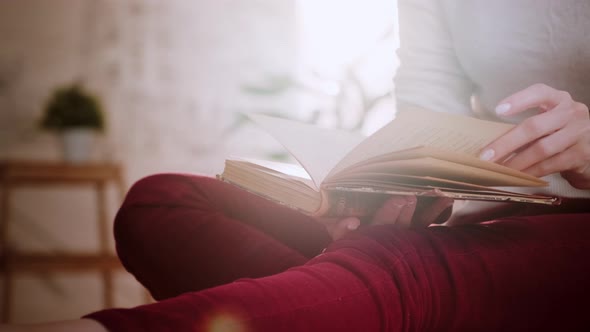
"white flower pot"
60,128,97,163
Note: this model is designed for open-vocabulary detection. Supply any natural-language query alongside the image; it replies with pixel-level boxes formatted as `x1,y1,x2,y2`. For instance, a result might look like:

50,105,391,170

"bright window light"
296,0,398,132
297,0,398,74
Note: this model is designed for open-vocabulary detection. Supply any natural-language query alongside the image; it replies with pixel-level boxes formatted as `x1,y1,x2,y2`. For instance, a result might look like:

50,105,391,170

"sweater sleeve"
394,0,475,116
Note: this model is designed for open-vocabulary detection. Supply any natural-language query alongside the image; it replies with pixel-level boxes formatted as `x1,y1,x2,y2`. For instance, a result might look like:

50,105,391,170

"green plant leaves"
40,84,105,131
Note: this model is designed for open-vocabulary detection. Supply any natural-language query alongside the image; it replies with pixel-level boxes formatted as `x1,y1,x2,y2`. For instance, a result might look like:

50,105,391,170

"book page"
220,159,322,214
227,157,316,189
248,114,366,188
340,146,546,185
331,157,543,187
329,107,515,178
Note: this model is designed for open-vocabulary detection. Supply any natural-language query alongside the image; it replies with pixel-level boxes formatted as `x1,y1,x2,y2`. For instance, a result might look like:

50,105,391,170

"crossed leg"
86,174,590,331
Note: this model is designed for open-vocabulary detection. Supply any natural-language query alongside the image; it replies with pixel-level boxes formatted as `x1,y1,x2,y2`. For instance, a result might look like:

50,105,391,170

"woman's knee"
112,174,221,283
113,173,217,249
121,173,216,207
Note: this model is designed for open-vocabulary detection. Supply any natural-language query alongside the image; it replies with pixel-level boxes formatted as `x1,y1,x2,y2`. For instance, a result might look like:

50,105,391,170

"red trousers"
86,174,590,331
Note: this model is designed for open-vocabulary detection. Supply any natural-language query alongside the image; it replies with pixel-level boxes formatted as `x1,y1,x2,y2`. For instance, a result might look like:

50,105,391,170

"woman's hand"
479,83,590,189
317,195,454,240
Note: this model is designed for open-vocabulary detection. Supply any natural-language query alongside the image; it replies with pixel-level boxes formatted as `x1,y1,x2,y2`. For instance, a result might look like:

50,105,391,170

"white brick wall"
0,0,297,323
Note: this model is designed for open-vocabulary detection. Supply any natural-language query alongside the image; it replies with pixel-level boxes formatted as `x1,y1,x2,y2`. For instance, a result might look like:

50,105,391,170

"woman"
4,0,590,331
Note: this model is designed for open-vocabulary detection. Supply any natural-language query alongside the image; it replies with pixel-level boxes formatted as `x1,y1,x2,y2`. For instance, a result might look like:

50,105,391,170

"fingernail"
347,222,359,230
495,103,511,115
479,149,495,161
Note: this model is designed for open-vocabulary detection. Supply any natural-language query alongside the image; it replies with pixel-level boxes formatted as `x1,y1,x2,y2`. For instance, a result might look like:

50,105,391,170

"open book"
218,108,560,217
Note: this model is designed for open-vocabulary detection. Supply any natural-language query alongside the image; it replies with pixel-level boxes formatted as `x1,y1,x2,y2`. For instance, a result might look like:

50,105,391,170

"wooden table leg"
102,269,113,308
1,183,12,323
96,181,113,308
2,269,12,323
0,182,7,256
96,181,109,256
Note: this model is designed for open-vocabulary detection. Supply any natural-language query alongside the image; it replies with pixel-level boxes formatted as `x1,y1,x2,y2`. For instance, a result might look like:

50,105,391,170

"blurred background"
0,0,398,324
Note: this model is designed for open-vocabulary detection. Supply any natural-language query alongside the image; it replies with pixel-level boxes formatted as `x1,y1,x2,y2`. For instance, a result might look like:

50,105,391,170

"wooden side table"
0,161,127,323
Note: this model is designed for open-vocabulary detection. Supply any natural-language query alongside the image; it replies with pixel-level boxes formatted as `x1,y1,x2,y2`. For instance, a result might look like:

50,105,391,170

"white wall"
0,0,298,178
0,0,297,323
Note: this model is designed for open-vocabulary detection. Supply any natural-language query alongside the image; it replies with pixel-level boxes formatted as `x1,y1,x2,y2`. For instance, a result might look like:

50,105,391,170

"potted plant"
40,84,105,163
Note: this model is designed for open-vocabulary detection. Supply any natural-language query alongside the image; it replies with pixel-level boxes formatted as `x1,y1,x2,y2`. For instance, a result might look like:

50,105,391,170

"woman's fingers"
477,83,590,189
371,195,416,227
524,139,590,178
395,196,418,228
319,196,417,240
561,164,590,189
329,217,361,240
317,216,361,241
371,195,453,229
480,101,572,163
494,83,571,115
322,195,455,240
502,122,581,171
411,197,454,228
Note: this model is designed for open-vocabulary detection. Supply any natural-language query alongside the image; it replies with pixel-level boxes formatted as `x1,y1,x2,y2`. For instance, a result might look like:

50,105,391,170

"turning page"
248,114,366,188
329,108,516,177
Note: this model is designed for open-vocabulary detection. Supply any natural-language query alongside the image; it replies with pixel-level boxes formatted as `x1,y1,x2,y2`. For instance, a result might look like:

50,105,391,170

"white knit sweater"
394,0,590,198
